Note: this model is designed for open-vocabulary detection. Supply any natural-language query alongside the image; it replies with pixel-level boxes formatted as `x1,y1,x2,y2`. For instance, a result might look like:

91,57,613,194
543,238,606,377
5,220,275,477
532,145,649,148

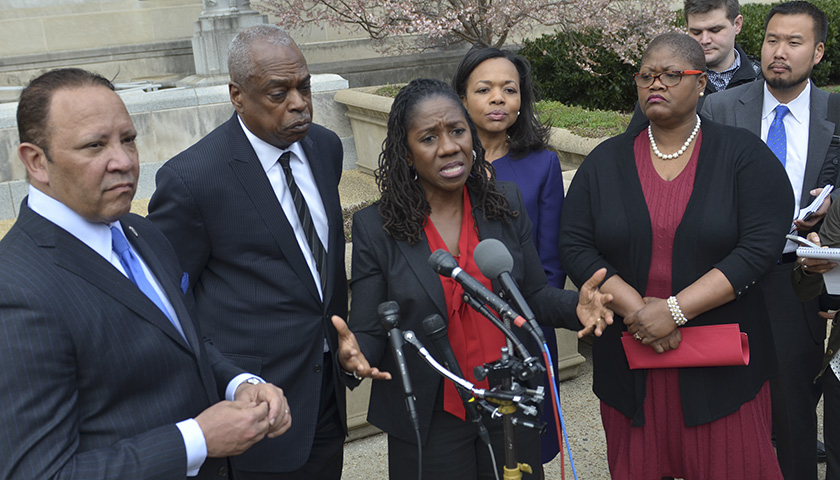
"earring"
517,110,521,116
410,166,418,181
472,150,477,161
699,91,705,97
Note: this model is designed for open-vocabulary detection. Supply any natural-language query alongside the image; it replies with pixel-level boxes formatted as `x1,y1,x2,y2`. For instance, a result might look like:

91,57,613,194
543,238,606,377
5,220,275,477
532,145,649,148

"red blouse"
423,187,506,420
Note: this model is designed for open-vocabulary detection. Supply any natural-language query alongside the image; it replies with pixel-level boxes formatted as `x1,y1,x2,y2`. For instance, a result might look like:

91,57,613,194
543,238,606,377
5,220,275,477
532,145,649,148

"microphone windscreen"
422,314,447,341
474,238,514,278
377,301,401,330
428,249,458,276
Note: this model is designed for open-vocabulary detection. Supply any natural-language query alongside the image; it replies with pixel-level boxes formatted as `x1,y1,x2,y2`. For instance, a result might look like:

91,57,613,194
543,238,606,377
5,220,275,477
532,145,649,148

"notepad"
791,184,834,233
796,246,840,294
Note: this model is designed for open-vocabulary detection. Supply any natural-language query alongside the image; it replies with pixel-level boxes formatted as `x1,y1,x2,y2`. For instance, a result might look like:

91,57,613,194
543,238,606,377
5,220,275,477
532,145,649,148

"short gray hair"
228,24,294,85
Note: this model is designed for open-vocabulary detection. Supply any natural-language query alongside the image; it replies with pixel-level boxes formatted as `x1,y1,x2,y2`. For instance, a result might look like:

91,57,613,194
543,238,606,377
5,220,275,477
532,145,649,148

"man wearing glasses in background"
703,2,840,478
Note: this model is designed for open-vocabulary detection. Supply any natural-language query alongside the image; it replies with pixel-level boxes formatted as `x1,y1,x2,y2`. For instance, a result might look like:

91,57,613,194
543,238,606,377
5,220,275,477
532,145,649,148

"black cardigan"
559,118,793,427
349,183,582,443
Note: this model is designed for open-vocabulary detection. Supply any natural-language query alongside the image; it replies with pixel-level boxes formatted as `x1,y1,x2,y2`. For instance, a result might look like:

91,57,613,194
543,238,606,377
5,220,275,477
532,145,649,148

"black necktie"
278,152,328,294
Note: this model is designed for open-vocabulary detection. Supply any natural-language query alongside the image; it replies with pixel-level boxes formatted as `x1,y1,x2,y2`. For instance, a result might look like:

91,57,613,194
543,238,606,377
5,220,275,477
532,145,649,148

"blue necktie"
110,226,187,343
767,105,790,166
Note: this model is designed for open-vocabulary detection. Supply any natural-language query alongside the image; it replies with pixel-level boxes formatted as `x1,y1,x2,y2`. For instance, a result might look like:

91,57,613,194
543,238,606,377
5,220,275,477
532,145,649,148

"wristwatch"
243,376,262,386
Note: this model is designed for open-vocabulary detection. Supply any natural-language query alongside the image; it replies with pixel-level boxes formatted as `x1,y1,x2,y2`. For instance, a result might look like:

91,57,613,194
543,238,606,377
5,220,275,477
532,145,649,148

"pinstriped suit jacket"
0,202,242,479
147,114,349,472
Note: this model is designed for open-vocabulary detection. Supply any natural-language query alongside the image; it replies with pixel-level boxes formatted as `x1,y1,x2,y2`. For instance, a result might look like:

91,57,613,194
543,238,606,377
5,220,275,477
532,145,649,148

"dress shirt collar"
237,115,307,172
707,48,741,92
27,185,121,260
762,80,811,124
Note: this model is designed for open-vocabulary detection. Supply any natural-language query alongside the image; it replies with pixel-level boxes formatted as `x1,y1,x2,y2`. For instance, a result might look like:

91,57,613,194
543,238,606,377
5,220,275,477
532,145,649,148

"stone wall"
0,73,355,220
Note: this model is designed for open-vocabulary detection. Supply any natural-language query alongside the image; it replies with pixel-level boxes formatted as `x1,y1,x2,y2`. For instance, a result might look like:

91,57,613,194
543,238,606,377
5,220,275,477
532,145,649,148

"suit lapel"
396,237,448,320
119,219,197,352
736,81,764,136
802,84,834,205
225,117,322,304
27,213,194,353
118,218,219,402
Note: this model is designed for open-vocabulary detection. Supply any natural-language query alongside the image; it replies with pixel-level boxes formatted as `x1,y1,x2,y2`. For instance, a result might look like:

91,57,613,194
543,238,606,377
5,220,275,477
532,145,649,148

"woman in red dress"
560,33,792,479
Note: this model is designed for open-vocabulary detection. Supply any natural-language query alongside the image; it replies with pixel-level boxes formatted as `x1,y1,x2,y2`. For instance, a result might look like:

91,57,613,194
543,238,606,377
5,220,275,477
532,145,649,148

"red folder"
620,324,749,369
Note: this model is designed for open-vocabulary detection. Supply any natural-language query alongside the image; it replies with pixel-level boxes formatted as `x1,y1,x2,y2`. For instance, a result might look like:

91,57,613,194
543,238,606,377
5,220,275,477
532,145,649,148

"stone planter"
333,86,394,175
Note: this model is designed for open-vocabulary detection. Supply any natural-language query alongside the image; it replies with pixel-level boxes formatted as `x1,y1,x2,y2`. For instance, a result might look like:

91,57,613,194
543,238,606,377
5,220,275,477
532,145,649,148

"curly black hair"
375,78,516,244
452,44,550,159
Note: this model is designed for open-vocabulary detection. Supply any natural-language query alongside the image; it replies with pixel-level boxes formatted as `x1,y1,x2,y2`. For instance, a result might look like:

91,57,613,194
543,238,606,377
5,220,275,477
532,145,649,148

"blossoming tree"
256,0,675,57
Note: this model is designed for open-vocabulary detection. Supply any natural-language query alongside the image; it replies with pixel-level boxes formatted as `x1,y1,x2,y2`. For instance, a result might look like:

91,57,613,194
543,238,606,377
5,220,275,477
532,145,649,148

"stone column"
191,0,267,77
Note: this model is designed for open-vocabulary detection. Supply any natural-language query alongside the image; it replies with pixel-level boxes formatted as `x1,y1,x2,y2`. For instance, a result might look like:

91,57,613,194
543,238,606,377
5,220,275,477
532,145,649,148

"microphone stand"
402,331,545,480
460,291,544,383
474,346,546,480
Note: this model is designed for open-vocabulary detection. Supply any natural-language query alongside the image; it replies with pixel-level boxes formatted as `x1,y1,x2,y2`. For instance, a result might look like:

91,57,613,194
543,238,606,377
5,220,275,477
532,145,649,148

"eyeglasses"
633,70,703,88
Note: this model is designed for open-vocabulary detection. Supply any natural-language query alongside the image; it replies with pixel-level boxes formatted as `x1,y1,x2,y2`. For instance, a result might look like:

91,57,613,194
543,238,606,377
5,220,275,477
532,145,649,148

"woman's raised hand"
576,268,615,338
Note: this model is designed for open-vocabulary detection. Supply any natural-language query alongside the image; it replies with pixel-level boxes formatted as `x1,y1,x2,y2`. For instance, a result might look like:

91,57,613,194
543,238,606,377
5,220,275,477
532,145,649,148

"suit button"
830,349,835,356
314,364,322,373
218,466,228,477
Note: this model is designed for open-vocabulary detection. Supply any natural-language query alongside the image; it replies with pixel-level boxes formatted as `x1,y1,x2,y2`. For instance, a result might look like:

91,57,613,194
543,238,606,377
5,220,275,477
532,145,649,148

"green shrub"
737,1,840,86
519,29,641,113
536,100,631,138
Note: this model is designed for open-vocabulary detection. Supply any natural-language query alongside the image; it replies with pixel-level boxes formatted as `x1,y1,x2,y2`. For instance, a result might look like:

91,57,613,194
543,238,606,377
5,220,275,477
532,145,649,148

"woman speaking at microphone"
330,78,613,480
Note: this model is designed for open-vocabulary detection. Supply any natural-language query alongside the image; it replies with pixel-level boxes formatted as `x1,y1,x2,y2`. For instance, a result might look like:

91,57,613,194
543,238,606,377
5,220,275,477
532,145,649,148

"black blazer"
559,118,792,427
349,182,581,444
0,204,242,479
147,114,349,472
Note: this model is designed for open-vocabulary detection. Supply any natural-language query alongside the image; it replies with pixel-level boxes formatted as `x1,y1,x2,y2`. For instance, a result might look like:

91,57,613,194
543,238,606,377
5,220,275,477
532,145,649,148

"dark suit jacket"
792,198,840,380
147,114,349,472
0,203,242,479
349,182,581,444
701,80,840,343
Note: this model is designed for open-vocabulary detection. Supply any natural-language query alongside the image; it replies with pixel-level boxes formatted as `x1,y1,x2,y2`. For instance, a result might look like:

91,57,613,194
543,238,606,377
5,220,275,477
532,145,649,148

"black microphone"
378,301,419,432
474,238,546,344
422,314,491,446
428,249,533,335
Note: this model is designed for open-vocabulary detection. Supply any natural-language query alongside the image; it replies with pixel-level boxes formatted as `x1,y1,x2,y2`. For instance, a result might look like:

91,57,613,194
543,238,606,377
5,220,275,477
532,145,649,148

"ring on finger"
633,332,642,341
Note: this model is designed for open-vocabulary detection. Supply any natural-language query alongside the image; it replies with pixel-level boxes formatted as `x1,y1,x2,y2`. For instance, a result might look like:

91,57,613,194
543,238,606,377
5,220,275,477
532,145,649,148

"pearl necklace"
648,114,701,160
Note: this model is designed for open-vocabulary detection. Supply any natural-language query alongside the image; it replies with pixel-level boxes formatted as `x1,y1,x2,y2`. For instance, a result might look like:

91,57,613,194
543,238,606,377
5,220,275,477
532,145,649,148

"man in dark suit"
148,25,350,479
0,68,291,479
702,2,840,478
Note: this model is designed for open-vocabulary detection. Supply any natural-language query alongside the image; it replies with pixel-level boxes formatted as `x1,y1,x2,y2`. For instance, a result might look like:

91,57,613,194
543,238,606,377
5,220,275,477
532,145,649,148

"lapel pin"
128,225,139,237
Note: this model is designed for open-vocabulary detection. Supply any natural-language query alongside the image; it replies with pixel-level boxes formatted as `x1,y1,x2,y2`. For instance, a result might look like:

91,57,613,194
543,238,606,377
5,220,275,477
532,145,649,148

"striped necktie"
278,152,328,295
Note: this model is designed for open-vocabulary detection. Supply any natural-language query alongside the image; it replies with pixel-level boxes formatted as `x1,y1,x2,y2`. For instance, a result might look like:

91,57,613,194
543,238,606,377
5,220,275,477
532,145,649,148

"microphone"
378,301,419,432
474,238,545,344
422,314,491,446
428,249,531,331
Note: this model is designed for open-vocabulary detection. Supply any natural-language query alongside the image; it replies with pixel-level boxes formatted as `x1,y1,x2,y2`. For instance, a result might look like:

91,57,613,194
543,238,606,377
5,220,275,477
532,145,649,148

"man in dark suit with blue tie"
0,68,292,479
702,2,840,478
148,25,353,479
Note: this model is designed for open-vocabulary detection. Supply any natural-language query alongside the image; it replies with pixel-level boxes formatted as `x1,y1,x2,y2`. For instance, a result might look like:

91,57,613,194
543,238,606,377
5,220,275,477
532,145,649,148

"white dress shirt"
238,115,329,301
27,185,262,477
762,82,812,253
